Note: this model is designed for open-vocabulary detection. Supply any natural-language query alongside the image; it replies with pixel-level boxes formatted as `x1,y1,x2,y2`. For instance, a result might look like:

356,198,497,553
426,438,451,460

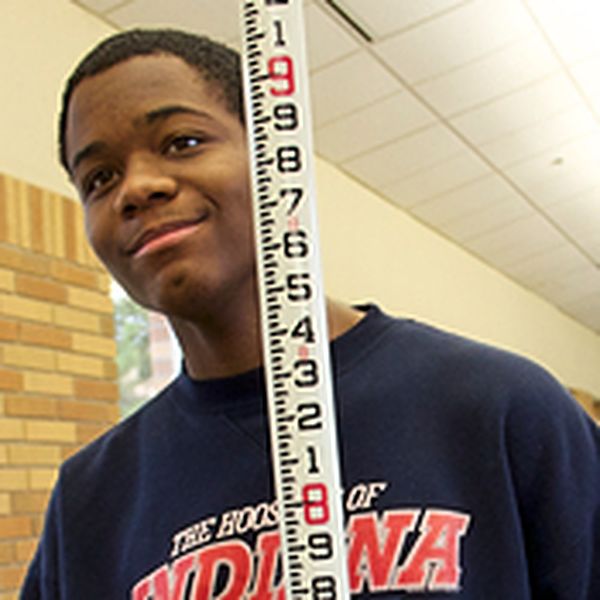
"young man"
22,29,599,598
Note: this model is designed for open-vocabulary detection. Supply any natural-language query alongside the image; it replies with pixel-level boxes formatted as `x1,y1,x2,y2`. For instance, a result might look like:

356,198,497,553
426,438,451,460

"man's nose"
114,155,177,217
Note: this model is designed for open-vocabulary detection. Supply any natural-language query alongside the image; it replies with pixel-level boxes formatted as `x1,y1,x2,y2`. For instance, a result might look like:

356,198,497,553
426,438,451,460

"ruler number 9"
273,103,299,131
268,56,295,96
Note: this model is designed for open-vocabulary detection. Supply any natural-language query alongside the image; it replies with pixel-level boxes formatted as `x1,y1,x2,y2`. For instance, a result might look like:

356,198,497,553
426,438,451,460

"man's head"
59,28,244,175
62,29,257,323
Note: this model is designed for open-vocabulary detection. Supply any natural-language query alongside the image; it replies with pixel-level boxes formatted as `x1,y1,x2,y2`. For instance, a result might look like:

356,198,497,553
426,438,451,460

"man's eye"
83,168,116,198
165,135,204,155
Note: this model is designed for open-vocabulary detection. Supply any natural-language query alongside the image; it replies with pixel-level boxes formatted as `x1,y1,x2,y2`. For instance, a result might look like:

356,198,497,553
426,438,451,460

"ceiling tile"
440,194,534,242
478,105,597,168
373,0,535,85
414,35,558,116
342,123,465,189
310,51,399,127
381,151,491,209
544,187,600,237
569,56,600,115
505,133,600,206
461,213,565,269
314,92,434,163
107,0,240,41
503,242,589,288
561,294,600,333
305,3,359,71
450,73,581,145
526,0,600,64
535,264,600,306
408,174,519,225
338,0,467,39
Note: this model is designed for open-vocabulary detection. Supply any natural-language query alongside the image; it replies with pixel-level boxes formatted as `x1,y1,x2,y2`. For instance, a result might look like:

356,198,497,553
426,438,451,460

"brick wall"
0,173,119,598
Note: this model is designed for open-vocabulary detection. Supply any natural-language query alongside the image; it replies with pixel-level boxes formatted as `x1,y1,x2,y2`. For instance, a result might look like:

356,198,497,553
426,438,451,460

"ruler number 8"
312,575,337,599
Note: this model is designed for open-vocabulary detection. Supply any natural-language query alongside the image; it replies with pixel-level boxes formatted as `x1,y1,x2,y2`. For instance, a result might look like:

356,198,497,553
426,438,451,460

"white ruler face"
240,1,349,598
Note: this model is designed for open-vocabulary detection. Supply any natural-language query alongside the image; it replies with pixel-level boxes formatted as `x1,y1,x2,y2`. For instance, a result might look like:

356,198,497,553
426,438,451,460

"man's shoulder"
60,376,182,483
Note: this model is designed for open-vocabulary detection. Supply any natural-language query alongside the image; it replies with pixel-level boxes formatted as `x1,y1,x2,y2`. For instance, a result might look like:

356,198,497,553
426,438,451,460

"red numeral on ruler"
302,483,331,525
268,55,296,96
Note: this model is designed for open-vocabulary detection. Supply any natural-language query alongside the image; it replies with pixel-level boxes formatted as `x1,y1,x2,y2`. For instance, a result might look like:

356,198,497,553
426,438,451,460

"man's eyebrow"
144,104,214,124
69,105,213,173
70,141,108,175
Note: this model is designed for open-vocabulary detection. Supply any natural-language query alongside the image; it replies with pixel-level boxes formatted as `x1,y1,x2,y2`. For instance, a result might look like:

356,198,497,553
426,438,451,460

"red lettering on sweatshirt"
347,510,419,592
132,507,471,598
394,510,471,591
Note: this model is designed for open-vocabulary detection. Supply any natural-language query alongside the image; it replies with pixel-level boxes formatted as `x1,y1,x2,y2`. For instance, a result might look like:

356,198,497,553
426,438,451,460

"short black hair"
58,28,243,174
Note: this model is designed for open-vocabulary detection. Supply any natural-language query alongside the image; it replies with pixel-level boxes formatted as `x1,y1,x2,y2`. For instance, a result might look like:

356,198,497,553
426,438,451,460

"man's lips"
129,217,206,258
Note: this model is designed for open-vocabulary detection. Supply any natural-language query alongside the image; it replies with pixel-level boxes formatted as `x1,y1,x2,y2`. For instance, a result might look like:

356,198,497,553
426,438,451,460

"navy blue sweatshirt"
22,306,600,598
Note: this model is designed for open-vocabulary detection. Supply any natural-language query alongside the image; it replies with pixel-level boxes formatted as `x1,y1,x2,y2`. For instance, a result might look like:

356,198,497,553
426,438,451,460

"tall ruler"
240,1,350,598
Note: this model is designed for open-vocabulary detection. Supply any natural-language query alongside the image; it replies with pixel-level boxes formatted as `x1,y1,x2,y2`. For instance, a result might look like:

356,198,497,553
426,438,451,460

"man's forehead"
65,55,220,168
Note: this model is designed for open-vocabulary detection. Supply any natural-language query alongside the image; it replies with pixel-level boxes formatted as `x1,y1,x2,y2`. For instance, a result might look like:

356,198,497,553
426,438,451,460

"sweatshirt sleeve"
504,362,600,599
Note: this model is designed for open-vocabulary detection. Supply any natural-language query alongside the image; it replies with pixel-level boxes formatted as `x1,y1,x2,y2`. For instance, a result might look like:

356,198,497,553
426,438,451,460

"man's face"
65,54,256,320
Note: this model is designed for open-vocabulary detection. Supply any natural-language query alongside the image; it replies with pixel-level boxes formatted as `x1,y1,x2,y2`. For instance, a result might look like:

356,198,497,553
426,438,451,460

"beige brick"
4,395,58,419
1,177,18,247
62,197,78,263
49,260,98,290
67,287,114,314
11,491,49,515
28,469,58,491
77,422,111,445
23,372,73,397
56,352,104,377
0,246,48,277
52,305,101,333
18,323,71,349
103,360,118,380
0,320,17,342
0,471,27,492
15,274,67,304
3,345,55,371
0,496,10,516
0,516,31,538
0,420,24,441
0,371,22,394
28,185,45,254
99,315,115,337
58,400,117,423
0,177,8,243
0,294,52,324
73,379,119,402
50,193,66,259
96,272,111,293
15,539,36,563
8,445,61,467
0,564,26,592
15,180,32,250
0,449,6,466
71,332,116,358
0,543,14,565
25,421,76,443
32,513,44,536
0,271,13,293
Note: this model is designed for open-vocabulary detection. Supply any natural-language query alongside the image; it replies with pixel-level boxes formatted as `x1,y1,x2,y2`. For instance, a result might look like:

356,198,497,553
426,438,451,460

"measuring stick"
240,1,350,598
